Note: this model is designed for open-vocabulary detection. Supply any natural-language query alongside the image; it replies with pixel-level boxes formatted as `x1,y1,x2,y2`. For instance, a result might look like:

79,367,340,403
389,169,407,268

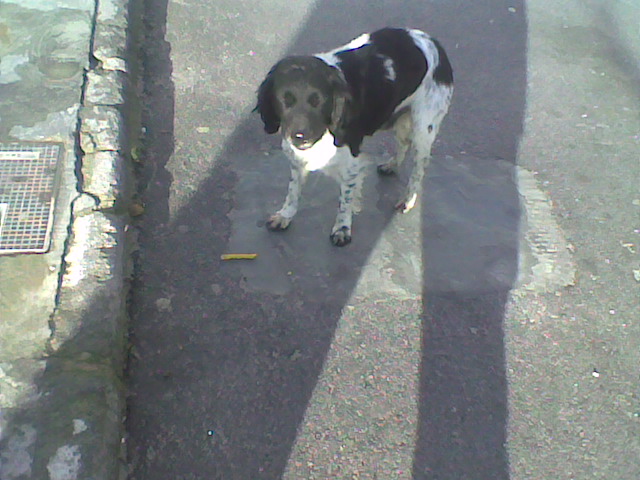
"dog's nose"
291,131,312,149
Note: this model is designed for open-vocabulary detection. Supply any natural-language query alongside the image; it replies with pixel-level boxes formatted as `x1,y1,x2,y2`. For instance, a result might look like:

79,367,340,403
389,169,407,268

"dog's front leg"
330,154,362,246
267,160,307,231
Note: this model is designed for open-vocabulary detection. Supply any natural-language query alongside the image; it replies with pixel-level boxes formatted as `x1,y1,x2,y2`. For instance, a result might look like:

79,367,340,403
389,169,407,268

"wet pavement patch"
0,142,63,254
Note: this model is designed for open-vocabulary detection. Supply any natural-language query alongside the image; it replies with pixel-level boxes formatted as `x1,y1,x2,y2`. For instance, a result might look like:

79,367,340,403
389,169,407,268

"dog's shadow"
225,131,418,296
226,128,517,296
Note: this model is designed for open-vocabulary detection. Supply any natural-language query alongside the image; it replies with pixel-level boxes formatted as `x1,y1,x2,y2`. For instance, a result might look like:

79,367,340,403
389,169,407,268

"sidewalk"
0,1,133,479
1,0,639,479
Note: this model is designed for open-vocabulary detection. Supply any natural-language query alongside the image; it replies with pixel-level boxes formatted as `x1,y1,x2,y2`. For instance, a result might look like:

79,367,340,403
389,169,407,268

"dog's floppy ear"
327,68,350,138
327,68,362,155
254,67,280,134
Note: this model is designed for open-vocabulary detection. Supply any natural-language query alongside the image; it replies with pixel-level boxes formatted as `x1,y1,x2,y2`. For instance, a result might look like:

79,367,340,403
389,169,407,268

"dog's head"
255,56,352,150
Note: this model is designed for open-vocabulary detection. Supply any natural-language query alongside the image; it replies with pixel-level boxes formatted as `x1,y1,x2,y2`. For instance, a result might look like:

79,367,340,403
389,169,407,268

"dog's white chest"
283,130,339,172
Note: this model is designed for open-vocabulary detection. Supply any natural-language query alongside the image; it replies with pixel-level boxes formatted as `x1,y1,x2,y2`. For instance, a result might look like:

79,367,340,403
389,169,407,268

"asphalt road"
125,0,639,479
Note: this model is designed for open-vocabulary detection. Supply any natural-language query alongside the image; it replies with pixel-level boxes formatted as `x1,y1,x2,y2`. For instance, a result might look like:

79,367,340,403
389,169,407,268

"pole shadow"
415,2,527,478
126,1,527,479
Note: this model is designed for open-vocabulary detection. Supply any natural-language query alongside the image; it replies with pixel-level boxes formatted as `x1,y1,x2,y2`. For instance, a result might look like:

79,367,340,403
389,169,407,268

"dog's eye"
308,92,320,108
283,91,296,108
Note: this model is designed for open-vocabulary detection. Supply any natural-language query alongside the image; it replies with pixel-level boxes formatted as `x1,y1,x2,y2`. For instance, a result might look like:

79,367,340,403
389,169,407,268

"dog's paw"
377,163,396,176
266,214,292,231
330,226,352,246
395,193,418,213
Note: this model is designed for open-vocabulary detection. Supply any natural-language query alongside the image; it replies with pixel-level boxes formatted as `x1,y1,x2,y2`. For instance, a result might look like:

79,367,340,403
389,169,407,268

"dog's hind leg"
377,112,413,176
396,85,452,213
330,151,363,246
267,161,307,231
396,119,436,213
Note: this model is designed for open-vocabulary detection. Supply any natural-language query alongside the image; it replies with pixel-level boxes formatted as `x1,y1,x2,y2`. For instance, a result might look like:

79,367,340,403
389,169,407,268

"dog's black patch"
332,28,428,156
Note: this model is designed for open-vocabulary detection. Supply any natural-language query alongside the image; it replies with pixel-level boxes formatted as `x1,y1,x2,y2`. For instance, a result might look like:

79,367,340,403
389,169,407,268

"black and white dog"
255,27,453,246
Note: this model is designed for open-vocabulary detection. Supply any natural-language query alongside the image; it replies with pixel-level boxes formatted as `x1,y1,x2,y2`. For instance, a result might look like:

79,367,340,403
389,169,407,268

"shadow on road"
126,1,527,478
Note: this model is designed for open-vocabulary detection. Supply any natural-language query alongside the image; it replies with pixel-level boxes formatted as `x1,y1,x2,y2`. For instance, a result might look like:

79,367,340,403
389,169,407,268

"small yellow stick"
220,253,258,260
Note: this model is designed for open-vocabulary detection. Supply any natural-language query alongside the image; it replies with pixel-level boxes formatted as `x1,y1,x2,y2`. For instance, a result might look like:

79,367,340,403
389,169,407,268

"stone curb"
40,0,134,478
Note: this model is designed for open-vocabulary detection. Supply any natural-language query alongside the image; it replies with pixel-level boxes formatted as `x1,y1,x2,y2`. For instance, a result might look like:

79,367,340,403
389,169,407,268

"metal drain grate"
0,143,64,254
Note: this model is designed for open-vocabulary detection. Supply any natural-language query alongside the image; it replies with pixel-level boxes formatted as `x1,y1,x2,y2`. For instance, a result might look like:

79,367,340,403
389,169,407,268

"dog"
255,27,453,246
